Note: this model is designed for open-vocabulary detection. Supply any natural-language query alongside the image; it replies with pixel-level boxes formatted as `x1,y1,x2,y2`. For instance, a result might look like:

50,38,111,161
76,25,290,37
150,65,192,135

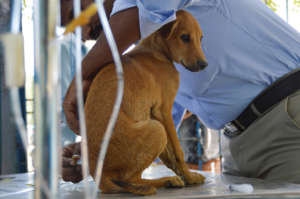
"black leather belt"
224,68,300,138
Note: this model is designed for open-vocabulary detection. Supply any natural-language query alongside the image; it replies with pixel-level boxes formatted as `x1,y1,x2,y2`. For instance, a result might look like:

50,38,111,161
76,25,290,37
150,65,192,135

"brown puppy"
85,10,208,195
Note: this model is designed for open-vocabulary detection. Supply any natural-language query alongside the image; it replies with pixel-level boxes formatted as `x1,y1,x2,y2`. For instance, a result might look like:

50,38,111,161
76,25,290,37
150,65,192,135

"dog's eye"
180,34,190,43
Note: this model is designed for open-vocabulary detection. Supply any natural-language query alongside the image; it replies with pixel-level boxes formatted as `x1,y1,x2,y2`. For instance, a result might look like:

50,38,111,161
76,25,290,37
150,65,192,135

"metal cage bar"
33,0,61,198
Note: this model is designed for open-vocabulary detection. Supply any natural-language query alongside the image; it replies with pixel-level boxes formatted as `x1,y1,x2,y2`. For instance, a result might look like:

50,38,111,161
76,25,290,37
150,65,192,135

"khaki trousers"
222,90,300,183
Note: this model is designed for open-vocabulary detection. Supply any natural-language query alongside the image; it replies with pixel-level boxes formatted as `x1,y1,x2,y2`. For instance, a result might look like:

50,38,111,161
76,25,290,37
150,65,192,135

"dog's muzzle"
185,60,208,72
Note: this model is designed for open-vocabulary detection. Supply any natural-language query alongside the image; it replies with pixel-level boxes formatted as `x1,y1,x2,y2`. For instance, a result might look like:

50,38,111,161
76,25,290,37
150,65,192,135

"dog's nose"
197,60,208,70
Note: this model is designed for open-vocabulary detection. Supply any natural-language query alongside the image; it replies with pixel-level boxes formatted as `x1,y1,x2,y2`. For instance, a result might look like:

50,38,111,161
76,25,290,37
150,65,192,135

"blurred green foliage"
264,0,278,11
263,0,300,11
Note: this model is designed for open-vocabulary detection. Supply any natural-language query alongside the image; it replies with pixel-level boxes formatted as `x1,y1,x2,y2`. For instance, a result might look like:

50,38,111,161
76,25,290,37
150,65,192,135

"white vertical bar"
73,0,91,198
92,0,124,198
33,1,49,197
9,0,28,154
286,0,289,22
11,0,21,34
33,0,60,198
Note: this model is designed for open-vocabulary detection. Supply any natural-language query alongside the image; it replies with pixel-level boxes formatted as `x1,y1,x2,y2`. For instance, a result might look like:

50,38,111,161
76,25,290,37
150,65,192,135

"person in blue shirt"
62,0,300,184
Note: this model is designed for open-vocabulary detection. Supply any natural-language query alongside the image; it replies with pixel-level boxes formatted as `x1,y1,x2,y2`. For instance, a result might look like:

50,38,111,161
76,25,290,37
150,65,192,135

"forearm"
82,7,140,80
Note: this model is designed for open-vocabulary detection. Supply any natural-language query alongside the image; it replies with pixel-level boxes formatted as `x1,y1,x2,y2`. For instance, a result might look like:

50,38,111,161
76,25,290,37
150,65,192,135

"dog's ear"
158,20,179,39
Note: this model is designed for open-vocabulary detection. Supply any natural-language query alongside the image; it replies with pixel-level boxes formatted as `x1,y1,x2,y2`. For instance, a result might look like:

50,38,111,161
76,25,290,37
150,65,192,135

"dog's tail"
112,179,156,195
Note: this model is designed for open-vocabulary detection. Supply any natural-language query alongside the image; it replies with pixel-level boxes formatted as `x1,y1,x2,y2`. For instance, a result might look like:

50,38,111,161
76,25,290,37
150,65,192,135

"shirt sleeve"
111,0,185,38
110,0,137,17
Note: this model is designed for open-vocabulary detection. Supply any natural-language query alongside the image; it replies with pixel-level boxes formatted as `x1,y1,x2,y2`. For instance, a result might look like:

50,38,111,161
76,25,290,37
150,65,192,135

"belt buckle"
224,122,242,138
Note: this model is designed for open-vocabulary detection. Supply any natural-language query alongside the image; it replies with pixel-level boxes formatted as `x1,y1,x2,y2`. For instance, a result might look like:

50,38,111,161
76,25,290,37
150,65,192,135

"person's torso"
174,0,300,129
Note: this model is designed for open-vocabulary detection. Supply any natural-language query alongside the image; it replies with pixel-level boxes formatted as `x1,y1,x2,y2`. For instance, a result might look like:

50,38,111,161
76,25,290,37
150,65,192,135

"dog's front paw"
184,171,205,185
166,176,185,188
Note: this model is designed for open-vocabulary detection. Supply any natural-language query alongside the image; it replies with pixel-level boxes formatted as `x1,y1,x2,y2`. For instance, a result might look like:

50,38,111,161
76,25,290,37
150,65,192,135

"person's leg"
226,90,300,183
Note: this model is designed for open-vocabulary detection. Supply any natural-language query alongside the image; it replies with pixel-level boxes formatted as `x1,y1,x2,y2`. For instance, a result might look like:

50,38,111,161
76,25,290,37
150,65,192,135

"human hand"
62,142,83,183
63,78,92,135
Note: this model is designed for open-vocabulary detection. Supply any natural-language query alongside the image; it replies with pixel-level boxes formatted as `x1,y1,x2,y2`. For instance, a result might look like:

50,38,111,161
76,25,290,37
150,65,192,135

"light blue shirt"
111,0,300,129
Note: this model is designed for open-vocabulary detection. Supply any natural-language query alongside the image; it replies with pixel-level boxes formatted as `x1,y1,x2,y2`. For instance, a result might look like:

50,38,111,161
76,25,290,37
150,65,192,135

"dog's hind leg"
100,174,125,194
110,175,184,195
112,119,184,193
111,179,157,195
91,118,175,195
131,176,184,188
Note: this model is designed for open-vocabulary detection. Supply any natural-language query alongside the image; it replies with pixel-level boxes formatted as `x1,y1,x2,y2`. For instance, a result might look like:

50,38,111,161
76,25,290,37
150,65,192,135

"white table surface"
1,164,300,199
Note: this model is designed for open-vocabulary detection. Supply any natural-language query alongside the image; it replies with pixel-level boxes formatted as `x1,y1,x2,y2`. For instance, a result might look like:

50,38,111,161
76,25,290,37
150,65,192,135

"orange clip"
64,3,98,35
